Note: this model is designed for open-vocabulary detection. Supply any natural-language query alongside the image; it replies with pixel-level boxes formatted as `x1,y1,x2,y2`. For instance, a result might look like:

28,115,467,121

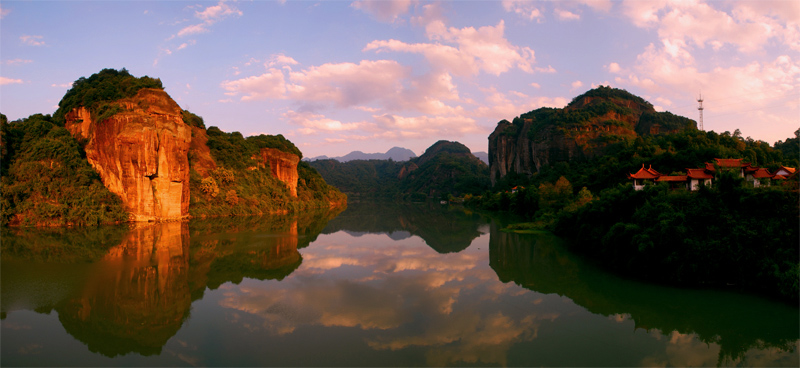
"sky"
1,0,798,158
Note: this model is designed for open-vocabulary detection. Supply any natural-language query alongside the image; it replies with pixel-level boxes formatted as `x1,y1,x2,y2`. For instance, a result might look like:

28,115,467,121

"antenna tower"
697,93,704,131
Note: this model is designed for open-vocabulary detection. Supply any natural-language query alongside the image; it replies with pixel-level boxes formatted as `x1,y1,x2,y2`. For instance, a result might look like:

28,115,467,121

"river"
1,201,797,366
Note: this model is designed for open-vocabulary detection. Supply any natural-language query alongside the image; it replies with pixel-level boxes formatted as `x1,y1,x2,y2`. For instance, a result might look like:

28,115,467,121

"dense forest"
471,124,799,301
310,140,490,200
0,113,128,226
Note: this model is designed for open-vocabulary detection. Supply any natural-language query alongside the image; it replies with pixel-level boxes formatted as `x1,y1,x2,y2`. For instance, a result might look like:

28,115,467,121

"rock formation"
252,147,300,197
65,88,191,221
488,87,695,186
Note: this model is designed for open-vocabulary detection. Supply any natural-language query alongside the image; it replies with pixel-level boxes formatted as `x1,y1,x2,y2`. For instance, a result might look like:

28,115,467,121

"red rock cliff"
252,148,300,197
65,89,191,221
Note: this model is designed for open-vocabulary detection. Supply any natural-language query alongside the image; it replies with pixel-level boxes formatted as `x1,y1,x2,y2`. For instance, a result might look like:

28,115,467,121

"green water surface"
1,201,797,366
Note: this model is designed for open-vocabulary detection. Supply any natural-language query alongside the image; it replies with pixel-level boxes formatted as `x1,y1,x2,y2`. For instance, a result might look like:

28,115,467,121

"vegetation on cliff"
0,113,129,226
310,140,489,200
54,68,163,124
188,125,345,218
2,68,345,226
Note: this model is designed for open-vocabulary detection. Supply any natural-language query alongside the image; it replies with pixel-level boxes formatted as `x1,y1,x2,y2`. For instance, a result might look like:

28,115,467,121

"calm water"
1,201,797,367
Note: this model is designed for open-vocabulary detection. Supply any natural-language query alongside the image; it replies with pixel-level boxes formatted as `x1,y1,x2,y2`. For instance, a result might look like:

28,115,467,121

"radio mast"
697,93,704,131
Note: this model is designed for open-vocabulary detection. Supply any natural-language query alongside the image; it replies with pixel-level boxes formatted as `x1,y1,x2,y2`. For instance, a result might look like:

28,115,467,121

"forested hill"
309,140,490,200
0,68,344,226
490,85,696,186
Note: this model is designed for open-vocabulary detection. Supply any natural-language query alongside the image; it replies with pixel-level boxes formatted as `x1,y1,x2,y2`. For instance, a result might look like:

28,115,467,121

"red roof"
752,168,773,179
713,158,754,169
773,174,788,180
686,168,713,179
777,166,796,174
628,164,661,179
656,175,687,182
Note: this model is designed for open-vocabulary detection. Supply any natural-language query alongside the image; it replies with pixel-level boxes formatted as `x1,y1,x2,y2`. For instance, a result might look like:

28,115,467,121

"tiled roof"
778,166,796,174
686,168,713,179
773,174,788,180
714,158,749,168
628,164,661,179
752,168,773,179
656,175,687,182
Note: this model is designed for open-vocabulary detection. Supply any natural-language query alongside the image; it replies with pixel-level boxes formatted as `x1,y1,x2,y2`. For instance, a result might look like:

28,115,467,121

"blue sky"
1,1,798,158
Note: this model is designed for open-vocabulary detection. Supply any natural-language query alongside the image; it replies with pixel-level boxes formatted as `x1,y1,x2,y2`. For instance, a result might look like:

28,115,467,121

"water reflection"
2,202,797,367
1,207,344,359
321,201,488,253
489,223,799,366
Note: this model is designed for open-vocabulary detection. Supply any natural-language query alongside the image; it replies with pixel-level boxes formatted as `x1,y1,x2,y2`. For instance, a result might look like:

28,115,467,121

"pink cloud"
0,77,23,85
20,35,45,46
283,110,366,135
502,0,543,22
351,0,415,23
555,9,580,21
177,24,208,37
365,20,536,76
220,68,286,101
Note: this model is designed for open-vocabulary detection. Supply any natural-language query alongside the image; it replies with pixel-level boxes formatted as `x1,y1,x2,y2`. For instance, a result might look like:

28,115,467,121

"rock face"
488,90,695,186
65,89,191,221
252,148,300,197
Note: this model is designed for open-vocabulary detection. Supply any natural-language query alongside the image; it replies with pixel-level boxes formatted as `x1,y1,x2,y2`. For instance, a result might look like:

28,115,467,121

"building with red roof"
628,159,795,191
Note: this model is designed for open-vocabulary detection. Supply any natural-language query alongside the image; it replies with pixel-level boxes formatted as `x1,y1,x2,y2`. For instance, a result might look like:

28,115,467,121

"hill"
490,85,696,186
305,147,417,162
309,140,489,200
0,68,345,226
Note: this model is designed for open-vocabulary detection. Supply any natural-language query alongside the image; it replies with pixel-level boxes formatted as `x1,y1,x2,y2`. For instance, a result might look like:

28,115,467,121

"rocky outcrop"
65,88,191,221
488,89,695,186
188,126,217,177
252,148,300,197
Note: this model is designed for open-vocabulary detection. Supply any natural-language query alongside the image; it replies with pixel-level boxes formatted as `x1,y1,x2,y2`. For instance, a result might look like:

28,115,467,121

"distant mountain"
473,151,489,165
309,140,489,199
305,147,416,162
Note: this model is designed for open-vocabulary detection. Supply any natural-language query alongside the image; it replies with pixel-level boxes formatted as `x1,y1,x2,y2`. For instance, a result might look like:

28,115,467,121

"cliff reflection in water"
0,206,344,358
489,223,799,366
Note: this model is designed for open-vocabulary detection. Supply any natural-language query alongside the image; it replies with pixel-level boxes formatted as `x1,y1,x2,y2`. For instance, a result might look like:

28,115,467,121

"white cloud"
607,62,621,74
571,80,584,90
351,0,415,23
0,77,24,85
51,83,72,88
0,6,10,19
20,35,45,46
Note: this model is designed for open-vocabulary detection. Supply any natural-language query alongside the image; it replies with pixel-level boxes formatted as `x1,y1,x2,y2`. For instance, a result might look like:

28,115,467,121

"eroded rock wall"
252,147,300,197
65,89,191,221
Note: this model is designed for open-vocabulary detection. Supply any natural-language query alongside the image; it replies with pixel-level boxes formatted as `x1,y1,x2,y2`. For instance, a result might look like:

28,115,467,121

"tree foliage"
1,113,128,226
54,68,163,124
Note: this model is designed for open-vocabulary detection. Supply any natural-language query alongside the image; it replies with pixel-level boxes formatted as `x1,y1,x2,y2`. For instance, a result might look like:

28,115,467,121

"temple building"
628,159,795,191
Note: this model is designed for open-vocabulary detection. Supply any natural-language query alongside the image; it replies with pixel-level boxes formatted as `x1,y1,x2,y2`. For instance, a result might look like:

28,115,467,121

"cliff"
251,147,300,197
489,86,696,186
65,89,191,221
